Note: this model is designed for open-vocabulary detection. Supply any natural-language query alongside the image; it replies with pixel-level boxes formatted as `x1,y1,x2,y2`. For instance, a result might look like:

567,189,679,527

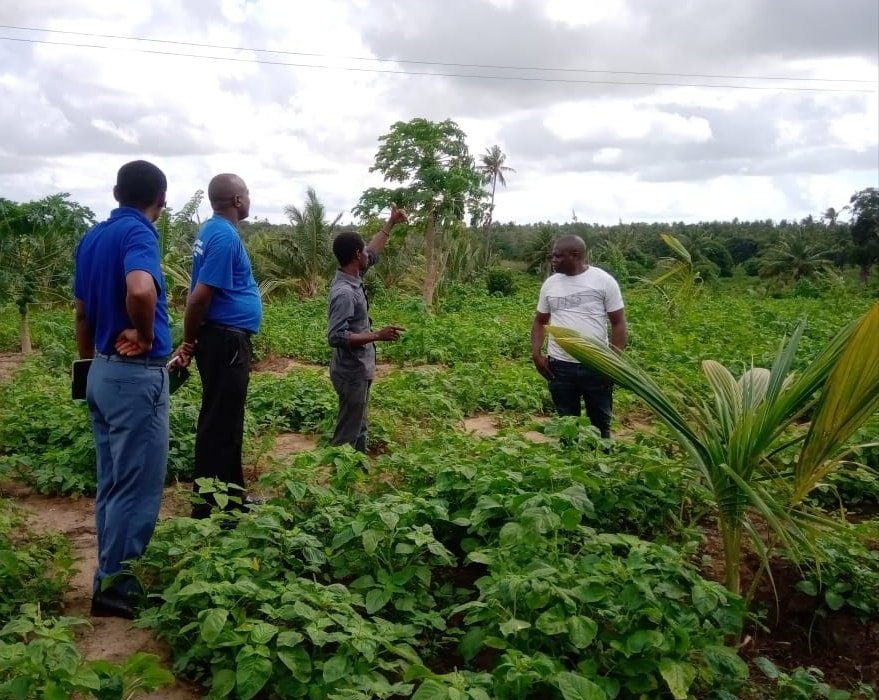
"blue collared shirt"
190,215,262,334
74,207,171,358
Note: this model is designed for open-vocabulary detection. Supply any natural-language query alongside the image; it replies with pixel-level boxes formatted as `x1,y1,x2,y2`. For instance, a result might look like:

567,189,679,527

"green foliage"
0,605,173,699
131,426,748,699
486,267,516,296
753,657,876,699
0,194,95,352
355,117,488,306
156,189,203,305
792,526,879,619
0,364,97,494
0,361,202,494
759,235,832,284
249,187,341,298
549,301,879,595
0,500,72,624
848,187,879,283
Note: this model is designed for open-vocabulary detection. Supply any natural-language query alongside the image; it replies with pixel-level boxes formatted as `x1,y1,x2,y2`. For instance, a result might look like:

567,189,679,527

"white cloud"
0,0,875,225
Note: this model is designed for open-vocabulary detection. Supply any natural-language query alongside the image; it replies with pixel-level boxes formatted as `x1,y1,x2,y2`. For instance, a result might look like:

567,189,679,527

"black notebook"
71,359,92,400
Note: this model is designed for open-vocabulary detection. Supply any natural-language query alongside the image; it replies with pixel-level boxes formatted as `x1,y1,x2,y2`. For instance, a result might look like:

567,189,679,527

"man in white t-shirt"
531,235,627,438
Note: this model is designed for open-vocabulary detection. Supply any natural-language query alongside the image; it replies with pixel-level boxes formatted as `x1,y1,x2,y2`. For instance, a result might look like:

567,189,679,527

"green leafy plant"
548,301,879,596
0,605,172,699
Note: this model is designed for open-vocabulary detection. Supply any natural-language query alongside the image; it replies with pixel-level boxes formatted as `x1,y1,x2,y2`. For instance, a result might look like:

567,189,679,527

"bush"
0,499,72,624
744,258,762,277
486,267,516,296
792,277,821,299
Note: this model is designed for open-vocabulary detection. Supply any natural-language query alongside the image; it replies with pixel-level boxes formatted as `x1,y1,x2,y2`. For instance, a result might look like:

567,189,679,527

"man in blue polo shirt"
172,173,261,518
74,160,171,619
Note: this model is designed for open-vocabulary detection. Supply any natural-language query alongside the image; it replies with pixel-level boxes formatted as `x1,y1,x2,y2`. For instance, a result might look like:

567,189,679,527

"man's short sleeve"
536,279,551,314
196,234,236,290
122,226,162,281
604,275,624,313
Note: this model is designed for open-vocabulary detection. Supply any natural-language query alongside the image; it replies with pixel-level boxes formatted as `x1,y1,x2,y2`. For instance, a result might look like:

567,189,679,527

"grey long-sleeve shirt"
327,249,377,380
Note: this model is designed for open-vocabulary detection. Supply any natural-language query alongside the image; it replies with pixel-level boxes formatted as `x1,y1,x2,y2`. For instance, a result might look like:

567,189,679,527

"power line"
1,23,876,85
1,35,875,94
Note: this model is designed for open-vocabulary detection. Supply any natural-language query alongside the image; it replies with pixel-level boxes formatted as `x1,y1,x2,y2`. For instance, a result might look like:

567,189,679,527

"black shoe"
91,590,136,620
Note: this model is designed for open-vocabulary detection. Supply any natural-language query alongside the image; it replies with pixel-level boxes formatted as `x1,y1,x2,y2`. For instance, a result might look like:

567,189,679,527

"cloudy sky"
1,0,877,225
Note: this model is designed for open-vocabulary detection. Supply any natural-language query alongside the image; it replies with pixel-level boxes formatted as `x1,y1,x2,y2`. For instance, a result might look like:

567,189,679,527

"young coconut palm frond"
547,300,879,596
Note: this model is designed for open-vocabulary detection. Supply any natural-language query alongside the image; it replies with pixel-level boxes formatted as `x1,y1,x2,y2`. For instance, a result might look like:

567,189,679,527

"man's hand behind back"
114,328,152,356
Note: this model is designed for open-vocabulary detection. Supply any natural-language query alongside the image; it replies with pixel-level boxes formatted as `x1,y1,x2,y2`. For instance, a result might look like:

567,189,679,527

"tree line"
2,116,877,353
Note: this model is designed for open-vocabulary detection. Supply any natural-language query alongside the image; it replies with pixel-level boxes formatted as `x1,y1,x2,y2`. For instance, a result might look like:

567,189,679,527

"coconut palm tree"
759,235,831,283
478,145,515,229
548,301,879,597
284,188,343,297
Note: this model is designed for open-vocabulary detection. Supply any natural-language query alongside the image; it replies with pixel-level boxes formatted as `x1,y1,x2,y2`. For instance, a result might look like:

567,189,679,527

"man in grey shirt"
327,206,407,451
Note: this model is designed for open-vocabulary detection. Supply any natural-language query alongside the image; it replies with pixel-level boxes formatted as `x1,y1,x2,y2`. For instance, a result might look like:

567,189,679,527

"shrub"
486,267,516,296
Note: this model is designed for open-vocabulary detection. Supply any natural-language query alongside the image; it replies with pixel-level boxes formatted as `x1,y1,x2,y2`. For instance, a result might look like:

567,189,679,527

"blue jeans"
548,358,614,438
86,356,168,596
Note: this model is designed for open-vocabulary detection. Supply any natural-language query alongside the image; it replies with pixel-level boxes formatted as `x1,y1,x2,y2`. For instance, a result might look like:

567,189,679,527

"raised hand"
388,204,409,227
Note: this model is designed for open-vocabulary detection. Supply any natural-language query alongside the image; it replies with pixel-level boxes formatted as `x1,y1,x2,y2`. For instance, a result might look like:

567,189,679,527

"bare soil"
253,355,395,379
271,431,320,458
0,352,24,383
462,414,499,437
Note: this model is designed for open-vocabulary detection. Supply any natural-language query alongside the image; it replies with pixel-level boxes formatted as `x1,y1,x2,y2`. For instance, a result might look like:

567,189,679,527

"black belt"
96,352,169,367
202,322,253,336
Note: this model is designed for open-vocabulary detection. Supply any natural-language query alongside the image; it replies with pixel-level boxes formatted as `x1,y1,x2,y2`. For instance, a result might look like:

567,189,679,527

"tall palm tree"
283,188,342,297
478,145,515,229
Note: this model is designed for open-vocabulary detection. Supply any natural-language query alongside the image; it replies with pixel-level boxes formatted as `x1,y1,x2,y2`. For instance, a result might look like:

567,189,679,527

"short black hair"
332,231,366,266
115,160,167,209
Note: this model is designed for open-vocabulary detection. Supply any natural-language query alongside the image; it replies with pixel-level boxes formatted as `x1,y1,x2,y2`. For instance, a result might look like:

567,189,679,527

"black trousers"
548,358,614,438
329,373,371,453
191,325,252,518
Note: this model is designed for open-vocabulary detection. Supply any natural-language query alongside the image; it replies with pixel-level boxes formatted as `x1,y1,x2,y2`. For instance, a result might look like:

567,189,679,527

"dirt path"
16,487,201,699
253,355,396,379
0,352,24,383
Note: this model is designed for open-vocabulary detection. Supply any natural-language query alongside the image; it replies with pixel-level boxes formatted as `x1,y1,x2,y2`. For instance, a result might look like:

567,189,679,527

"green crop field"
1,272,877,699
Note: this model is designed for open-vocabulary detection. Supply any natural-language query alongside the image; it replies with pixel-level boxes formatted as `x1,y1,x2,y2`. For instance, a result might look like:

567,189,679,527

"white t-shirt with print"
537,267,624,363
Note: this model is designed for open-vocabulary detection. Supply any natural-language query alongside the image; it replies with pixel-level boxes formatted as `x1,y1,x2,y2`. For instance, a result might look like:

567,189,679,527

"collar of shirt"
108,207,159,237
333,269,363,288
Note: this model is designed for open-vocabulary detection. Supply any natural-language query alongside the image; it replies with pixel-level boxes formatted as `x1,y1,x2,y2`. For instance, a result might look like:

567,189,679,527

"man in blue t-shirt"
74,160,171,619
172,173,262,518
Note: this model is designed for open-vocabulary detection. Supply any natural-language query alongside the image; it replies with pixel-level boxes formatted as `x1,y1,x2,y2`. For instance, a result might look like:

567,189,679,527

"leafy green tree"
848,187,879,284
478,145,515,229
549,301,879,597
355,118,487,307
0,195,94,352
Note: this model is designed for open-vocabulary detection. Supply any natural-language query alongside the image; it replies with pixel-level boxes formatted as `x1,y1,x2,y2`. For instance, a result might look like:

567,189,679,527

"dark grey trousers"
330,373,371,452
